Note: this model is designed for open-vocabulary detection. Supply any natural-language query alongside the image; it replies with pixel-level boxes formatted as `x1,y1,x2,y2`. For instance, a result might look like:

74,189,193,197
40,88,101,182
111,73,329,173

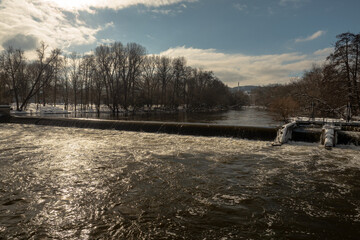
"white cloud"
146,34,156,40
234,3,247,11
160,46,329,87
0,0,107,54
279,0,303,6
151,9,173,15
0,0,195,54
42,0,198,12
84,50,95,56
313,47,333,56
104,22,115,28
295,30,326,43
98,39,115,45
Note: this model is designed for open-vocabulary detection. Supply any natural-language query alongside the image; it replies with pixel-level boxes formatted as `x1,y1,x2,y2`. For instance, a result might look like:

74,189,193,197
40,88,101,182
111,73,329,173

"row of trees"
0,42,248,113
253,32,360,121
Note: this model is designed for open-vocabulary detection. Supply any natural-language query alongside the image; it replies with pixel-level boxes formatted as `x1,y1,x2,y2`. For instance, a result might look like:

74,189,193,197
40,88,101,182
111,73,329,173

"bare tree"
1,39,248,114
156,56,173,107
92,67,104,114
60,56,70,110
126,43,146,111
95,44,117,113
142,55,159,108
328,32,360,113
4,43,61,111
51,54,63,106
1,47,25,110
70,52,80,112
171,57,187,108
83,55,96,110
113,42,126,111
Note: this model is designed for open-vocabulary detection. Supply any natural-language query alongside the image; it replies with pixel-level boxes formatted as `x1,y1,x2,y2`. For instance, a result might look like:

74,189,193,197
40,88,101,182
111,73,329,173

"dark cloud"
2,34,38,51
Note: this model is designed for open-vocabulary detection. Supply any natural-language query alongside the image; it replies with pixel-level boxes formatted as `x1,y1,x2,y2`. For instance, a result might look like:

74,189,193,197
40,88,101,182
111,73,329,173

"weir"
8,116,278,141
6,116,360,145
0,105,11,123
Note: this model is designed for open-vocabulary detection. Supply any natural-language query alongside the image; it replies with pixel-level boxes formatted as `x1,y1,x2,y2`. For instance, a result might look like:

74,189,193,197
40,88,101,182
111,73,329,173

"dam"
0,105,10,123
9,116,278,141
6,115,360,146
1,104,359,146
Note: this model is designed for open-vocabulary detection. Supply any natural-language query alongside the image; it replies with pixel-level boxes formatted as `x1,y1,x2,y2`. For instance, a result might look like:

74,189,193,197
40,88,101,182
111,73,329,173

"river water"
32,108,282,127
1,123,360,239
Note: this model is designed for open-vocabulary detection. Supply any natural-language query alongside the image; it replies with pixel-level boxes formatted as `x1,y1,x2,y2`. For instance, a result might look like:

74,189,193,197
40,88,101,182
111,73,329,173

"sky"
0,0,359,87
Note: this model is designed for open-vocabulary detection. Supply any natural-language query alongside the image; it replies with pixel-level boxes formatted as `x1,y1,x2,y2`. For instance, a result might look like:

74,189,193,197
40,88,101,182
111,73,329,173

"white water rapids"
0,124,359,239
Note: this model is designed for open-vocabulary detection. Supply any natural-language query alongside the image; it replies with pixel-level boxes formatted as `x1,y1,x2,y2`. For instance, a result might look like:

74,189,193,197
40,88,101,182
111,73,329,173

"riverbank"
10,103,233,116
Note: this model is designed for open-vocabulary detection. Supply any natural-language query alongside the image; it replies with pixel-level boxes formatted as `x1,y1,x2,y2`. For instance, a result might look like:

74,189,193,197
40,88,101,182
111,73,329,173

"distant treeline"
0,42,249,113
252,32,360,121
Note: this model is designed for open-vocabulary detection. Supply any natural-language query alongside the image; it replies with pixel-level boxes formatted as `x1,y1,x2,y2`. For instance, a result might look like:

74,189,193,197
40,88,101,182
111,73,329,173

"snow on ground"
9,103,191,115
290,116,360,124
10,103,112,115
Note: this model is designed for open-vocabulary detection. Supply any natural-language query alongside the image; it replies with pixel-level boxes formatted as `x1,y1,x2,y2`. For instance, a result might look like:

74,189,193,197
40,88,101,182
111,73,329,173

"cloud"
0,0,107,54
98,39,116,45
2,34,39,51
150,9,174,15
0,0,195,54
41,0,198,13
295,30,326,43
234,3,247,11
279,0,303,6
160,46,329,87
84,50,95,56
313,47,333,56
146,34,156,40
267,7,275,15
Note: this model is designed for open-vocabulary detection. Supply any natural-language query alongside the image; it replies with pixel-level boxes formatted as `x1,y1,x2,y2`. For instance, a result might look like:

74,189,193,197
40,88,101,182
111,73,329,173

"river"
0,123,359,239
27,108,282,127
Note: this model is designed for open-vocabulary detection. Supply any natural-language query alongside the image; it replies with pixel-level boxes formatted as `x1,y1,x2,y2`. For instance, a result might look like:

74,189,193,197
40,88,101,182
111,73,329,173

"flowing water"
1,124,360,239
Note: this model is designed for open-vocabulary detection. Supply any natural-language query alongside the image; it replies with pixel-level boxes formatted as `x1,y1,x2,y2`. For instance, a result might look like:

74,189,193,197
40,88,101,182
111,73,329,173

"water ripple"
0,124,359,239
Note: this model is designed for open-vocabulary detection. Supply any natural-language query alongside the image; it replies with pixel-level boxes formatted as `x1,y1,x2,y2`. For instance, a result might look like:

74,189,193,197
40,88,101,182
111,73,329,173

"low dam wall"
0,105,11,122
292,128,322,143
9,116,278,141
289,122,360,146
7,116,360,145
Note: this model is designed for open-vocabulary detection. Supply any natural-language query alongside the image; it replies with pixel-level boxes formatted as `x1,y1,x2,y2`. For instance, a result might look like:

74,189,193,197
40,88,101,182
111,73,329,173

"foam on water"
0,124,360,239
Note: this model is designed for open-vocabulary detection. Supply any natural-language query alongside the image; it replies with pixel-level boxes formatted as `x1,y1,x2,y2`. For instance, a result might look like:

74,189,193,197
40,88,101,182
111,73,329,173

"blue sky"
1,0,359,86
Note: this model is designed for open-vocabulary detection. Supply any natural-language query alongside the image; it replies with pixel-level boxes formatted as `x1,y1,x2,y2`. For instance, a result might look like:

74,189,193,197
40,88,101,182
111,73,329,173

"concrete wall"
0,105,10,122
8,116,360,145
9,116,278,141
